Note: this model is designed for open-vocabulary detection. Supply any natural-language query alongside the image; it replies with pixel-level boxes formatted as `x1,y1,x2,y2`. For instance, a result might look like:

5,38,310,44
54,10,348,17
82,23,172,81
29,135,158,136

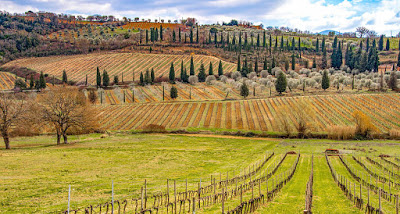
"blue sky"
1,0,400,35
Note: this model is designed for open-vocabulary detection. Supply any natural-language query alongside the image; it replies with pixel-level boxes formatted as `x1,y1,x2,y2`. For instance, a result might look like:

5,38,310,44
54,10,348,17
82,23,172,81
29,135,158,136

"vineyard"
1,53,236,84
97,93,400,133
0,72,19,90
4,133,400,213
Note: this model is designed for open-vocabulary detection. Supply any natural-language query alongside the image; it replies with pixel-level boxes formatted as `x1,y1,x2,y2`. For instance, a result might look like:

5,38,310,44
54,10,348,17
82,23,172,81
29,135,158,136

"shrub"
352,110,377,139
188,75,198,85
88,90,97,104
205,75,216,85
142,124,166,133
260,70,269,78
326,125,356,140
14,79,27,89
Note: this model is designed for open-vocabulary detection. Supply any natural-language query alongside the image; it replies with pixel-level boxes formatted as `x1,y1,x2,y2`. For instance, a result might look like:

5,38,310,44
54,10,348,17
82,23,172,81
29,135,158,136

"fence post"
192,197,196,214
112,180,114,214
396,195,399,214
379,188,382,213
174,180,177,214
144,179,147,209
67,185,71,214
222,187,225,214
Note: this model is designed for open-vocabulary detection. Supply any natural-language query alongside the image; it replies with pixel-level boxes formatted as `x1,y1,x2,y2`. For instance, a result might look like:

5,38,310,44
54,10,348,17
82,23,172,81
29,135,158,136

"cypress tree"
254,58,258,73
170,86,178,99
196,27,199,43
378,35,384,51
39,72,46,89
151,68,155,83
218,60,223,76
215,32,218,45
337,41,343,68
263,58,268,70
359,40,363,50
179,28,181,42
284,57,289,71
160,25,163,40
62,70,68,84
181,61,188,83
263,31,266,47
146,29,149,43
85,75,88,86
237,55,241,71
275,71,287,94
169,62,175,83
190,28,193,43
360,52,367,72
144,69,150,84
30,74,34,89
274,36,278,51
280,36,284,51
172,30,176,42
292,37,295,51
102,70,109,87
321,37,326,53
333,36,338,49
240,83,249,98
389,71,398,90
198,62,206,82
386,38,390,51
291,54,295,70
155,28,158,41
208,62,213,75
321,70,330,90
312,57,317,68
114,75,119,85
96,67,101,87
321,46,327,69
271,56,276,69
257,34,260,47
132,71,135,82
227,32,230,44
190,56,195,76
269,35,272,53
331,48,337,69
316,38,319,53
372,39,376,49
298,37,301,57
140,72,144,86
366,37,370,52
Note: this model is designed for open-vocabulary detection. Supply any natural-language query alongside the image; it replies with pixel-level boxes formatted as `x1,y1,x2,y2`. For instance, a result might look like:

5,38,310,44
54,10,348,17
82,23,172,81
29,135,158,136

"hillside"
97,93,400,133
2,53,237,84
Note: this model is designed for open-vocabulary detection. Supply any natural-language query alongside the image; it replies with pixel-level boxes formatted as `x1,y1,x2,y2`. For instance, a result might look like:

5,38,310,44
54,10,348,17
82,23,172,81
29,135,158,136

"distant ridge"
318,30,341,35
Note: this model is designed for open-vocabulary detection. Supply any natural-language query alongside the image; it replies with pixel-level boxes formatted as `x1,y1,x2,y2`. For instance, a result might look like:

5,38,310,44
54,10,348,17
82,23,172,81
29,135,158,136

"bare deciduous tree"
356,27,369,38
0,93,28,149
40,88,99,144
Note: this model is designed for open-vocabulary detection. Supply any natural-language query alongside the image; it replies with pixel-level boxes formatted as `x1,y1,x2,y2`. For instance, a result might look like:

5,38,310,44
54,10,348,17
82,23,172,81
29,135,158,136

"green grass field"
1,133,400,213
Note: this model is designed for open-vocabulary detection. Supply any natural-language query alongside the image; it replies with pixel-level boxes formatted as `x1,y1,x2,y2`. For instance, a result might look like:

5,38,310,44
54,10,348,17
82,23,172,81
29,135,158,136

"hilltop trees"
208,62,213,75
96,67,101,88
62,70,68,84
102,70,110,87
386,38,390,51
218,60,223,76
170,86,178,99
39,72,46,89
190,56,195,76
378,35,384,51
240,83,249,98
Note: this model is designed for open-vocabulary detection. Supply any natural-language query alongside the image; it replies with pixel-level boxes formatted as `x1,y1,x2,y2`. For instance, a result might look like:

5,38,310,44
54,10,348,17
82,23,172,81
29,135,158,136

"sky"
1,0,400,35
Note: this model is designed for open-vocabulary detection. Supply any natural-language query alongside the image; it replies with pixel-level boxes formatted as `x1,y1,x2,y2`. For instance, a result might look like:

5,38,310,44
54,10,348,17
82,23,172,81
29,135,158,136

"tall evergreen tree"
280,36,284,51
190,56,195,76
151,68,155,83
359,52,367,72
144,69,150,84
321,37,326,53
237,55,241,71
140,72,144,86
275,71,287,94
114,75,119,85
397,51,400,68
62,70,68,84
378,35,384,51
146,29,149,43
332,36,338,49
254,58,258,73
321,70,330,90
181,60,188,82
198,62,206,82
169,62,175,83
155,28,158,41
102,70,110,87
284,57,289,71
292,37,295,51
312,57,317,68
96,67,101,87
389,71,398,90
263,58,268,70
29,74,34,89
321,46,327,69
172,30,176,42
366,37,370,52
257,34,260,47
208,62,213,75
170,86,178,99
367,45,379,72
291,54,296,70
178,28,181,42
39,72,46,89
190,28,193,43
298,37,301,57
263,31,266,47
160,25,163,40
218,60,223,76
316,38,319,53
386,38,390,51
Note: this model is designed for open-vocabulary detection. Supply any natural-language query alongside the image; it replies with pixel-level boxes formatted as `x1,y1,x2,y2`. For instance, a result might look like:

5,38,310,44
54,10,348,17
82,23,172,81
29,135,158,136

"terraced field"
97,93,400,133
1,53,236,84
0,72,19,90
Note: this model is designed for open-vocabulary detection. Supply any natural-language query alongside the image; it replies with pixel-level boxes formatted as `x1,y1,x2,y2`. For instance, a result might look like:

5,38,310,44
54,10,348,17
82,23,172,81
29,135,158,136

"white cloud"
208,0,261,7
0,0,38,13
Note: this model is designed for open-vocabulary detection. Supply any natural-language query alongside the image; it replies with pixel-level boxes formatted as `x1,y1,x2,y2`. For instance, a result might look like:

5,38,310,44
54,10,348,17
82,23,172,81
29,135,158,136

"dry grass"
326,125,356,140
389,129,400,139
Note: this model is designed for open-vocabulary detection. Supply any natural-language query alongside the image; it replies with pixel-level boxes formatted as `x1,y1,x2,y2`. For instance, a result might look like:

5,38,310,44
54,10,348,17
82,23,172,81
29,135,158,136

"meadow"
2,133,400,213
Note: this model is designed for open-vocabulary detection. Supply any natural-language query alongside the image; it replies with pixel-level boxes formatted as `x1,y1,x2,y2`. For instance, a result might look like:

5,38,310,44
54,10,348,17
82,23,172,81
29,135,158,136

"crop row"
0,72,17,90
97,93,400,133
2,53,236,85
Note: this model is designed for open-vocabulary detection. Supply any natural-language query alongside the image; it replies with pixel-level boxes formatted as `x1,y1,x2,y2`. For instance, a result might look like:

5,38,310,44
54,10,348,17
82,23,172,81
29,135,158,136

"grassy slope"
0,134,277,213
